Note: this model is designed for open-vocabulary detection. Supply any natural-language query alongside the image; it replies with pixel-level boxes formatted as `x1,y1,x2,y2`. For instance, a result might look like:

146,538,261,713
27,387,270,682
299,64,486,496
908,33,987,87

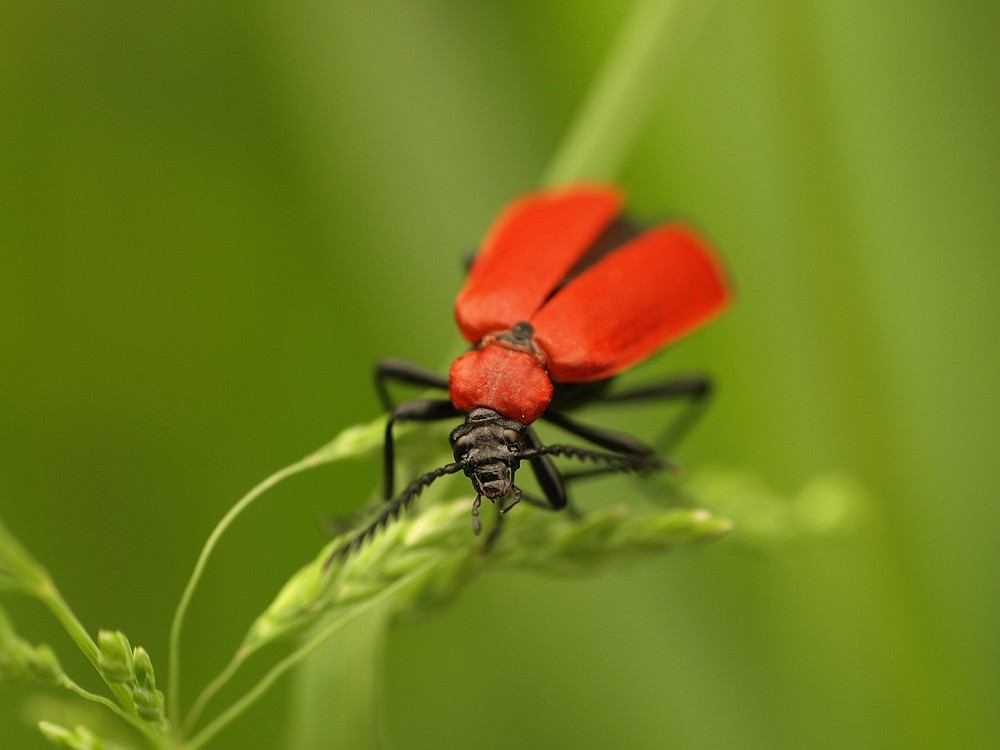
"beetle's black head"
449,408,526,499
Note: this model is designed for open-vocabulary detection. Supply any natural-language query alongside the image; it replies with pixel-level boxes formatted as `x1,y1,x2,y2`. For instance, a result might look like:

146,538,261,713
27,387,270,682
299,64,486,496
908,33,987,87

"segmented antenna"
515,444,671,475
323,461,464,569
323,446,669,569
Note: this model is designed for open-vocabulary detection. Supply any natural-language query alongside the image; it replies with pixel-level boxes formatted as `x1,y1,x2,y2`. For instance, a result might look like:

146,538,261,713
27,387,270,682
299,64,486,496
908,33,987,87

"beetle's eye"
453,434,472,458
502,429,522,452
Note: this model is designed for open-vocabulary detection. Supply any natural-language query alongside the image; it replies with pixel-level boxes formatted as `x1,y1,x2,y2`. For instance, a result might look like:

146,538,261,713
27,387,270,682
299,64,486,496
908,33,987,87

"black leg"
542,409,654,456
605,375,712,453
383,398,459,500
524,376,710,490
509,441,666,526
546,375,712,455
522,425,567,510
374,358,450,411
601,375,710,403
372,358,456,499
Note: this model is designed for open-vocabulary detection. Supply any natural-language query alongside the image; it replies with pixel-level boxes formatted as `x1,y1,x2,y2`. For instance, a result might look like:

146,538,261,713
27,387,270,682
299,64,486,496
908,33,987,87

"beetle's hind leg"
545,374,712,457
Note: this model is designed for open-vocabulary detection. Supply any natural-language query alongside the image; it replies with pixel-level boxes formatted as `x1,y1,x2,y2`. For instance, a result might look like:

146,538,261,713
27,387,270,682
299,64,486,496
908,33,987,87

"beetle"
328,184,729,563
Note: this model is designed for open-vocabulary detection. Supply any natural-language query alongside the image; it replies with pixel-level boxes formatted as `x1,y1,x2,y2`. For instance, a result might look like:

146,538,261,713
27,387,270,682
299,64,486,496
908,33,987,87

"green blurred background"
2,1,998,748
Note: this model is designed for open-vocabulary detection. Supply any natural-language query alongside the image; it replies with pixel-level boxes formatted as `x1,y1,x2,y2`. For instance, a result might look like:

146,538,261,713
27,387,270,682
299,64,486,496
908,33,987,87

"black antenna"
324,446,672,569
515,444,672,475
324,461,465,569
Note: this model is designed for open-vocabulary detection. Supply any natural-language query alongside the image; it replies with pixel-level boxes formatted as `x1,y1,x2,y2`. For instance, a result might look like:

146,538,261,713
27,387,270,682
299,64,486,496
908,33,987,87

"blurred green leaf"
686,467,869,544
0,607,63,686
37,722,129,750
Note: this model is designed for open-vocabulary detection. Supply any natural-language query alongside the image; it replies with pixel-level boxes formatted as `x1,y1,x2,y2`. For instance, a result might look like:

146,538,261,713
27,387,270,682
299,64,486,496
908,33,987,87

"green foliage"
0,517,48,595
0,609,62,686
0,527,172,749
686,468,869,544
0,380,866,747
38,722,125,750
0,411,741,749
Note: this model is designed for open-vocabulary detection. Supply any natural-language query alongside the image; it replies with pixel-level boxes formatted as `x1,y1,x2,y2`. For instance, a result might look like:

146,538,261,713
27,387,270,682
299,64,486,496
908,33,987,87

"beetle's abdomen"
449,345,553,424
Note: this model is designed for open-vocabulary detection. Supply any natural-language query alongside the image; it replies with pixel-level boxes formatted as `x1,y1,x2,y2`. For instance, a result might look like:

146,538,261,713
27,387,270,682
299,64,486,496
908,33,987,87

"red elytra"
449,184,729,425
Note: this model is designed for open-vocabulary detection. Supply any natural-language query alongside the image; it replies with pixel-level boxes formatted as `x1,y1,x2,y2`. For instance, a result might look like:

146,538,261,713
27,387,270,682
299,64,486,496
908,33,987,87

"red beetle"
331,185,729,561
